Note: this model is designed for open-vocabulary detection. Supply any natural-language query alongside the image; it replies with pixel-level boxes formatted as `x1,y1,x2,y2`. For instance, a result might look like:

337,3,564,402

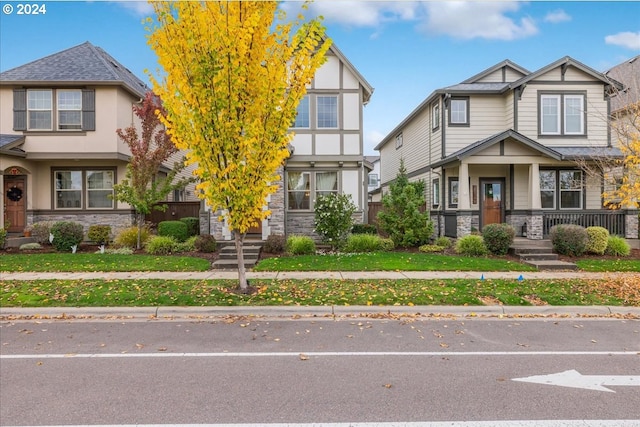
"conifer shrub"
481,223,515,255
549,224,588,256
87,225,112,245
586,226,609,255
50,221,84,252
286,235,316,255
158,220,189,242
194,234,217,253
605,235,631,257
455,235,488,256
263,234,286,254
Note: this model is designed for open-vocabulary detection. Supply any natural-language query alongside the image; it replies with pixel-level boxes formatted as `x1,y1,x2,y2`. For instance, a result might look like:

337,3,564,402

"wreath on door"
7,186,23,202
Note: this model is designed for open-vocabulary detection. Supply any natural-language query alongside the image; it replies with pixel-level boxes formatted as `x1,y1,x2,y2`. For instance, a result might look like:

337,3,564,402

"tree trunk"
136,212,144,250
235,232,249,292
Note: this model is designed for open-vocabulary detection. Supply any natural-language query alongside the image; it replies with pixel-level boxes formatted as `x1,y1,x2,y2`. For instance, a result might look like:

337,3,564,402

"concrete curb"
1,305,639,320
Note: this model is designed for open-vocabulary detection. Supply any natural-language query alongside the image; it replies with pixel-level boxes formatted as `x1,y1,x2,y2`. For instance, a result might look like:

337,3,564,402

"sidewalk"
2,270,639,319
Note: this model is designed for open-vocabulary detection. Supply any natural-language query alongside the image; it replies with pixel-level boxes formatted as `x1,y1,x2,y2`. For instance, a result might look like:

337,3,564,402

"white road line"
4,421,640,427
1,350,638,359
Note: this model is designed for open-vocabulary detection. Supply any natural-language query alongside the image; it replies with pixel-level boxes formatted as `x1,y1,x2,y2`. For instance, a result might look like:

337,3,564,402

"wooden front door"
4,177,26,233
480,179,504,229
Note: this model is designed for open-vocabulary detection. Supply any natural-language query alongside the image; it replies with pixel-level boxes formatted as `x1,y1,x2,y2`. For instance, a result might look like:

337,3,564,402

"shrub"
145,235,178,255
286,235,316,255
605,235,631,257
263,234,286,254
174,235,197,253
114,226,151,249
31,221,55,245
87,225,112,245
158,221,189,242
380,238,395,251
434,236,452,248
20,242,42,250
103,247,134,255
586,226,609,255
455,235,488,256
0,228,6,249
351,223,377,235
194,234,217,253
50,221,84,252
482,223,515,255
180,217,200,237
550,224,589,256
419,244,445,253
314,194,356,249
343,234,387,253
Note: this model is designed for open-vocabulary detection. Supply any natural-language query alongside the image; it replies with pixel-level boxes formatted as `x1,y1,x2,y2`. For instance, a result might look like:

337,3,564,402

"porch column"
458,162,470,210
528,162,541,209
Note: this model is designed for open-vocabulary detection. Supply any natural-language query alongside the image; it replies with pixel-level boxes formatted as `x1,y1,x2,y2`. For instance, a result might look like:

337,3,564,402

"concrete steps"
510,238,577,271
212,240,263,270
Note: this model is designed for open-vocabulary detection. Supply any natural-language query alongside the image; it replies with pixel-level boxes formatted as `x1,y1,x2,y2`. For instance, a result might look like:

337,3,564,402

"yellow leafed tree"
147,1,330,291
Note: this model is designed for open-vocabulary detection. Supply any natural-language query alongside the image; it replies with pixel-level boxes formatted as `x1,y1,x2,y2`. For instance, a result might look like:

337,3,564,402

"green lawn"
576,258,640,272
254,252,537,272
0,253,211,272
1,277,635,307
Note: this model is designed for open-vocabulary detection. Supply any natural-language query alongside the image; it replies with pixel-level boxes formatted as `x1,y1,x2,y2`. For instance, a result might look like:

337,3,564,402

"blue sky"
1,1,639,155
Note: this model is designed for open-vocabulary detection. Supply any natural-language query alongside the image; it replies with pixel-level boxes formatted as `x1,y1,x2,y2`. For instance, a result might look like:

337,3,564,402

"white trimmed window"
559,170,582,209
432,102,440,129
433,179,440,206
58,90,82,130
27,89,53,130
395,133,403,149
317,95,338,128
540,93,585,136
449,98,468,125
287,171,339,210
55,169,114,209
292,95,310,128
86,170,114,209
540,170,556,209
55,170,83,209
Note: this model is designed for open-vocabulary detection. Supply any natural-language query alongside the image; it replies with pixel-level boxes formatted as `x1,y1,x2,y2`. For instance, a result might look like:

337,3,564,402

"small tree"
314,193,356,250
377,160,434,248
112,92,193,249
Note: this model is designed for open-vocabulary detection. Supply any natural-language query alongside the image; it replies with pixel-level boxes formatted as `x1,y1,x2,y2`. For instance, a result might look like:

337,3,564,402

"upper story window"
14,88,95,132
432,102,440,130
292,95,310,128
540,93,585,136
317,95,338,128
395,133,403,149
449,97,469,125
368,173,379,187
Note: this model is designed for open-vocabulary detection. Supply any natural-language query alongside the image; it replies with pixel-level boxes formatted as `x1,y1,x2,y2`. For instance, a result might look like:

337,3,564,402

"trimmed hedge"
455,235,488,256
550,224,588,256
586,226,609,255
158,221,189,242
482,223,515,255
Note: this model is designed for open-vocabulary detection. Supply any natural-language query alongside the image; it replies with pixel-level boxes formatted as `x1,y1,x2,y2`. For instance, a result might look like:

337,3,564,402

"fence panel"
145,201,201,225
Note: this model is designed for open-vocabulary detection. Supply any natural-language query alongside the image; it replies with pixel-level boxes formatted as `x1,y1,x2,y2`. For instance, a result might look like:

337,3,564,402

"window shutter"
13,89,27,131
81,89,95,131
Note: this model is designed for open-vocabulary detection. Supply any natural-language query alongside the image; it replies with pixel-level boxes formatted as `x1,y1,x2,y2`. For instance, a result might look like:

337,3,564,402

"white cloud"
605,32,640,50
544,9,571,24
283,1,421,28
113,1,154,17
421,1,538,41
365,129,386,154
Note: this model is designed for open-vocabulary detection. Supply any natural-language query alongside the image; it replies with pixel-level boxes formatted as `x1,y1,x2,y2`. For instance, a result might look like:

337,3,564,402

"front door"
480,179,504,229
4,177,26,233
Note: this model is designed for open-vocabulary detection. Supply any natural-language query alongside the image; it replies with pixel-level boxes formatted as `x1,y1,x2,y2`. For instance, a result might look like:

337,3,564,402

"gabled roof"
461,59,529,84
605,55,639,113
0,134,26,157
328,43,374,104
509,56,624,90
430,129,563,168
0,42,148,98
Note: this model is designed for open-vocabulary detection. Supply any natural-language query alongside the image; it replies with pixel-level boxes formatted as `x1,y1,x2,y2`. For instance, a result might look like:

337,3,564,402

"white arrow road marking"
513,369,640,392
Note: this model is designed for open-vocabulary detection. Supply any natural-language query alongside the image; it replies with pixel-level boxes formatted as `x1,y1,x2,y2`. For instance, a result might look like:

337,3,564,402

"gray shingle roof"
0,134,26,157
555,146,623,159
605,55,639,113
441,82,510,93
0,42,148,98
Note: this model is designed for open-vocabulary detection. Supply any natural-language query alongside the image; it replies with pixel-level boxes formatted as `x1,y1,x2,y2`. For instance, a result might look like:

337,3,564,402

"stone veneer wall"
267,170,285,237
28,211,136,239
625,210,639,239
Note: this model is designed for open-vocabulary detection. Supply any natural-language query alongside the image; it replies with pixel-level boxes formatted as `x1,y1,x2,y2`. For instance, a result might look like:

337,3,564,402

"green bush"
263,234,286,254
351,223,377,235
550,224,588,256
455,235,488,256
586,226,609,255
380,238,395,251
194,234,217,253
114,226,151,249
343,234,387,253
102,247,134,255
158,220,189,242
0,228,6,249
174,235,197,253
180,217,200,237
87,225,112,245
314,193,356,249
145,235,178,255
31,221,55,245
286,235,316,255
434,236,452,248
50,221,84,252
605,235,631,257
20,242,42,250
482,223,515,255
419,244,445,253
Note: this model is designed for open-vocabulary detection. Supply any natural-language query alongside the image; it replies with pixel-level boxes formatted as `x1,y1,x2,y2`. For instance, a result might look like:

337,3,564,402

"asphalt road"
1,315,639,426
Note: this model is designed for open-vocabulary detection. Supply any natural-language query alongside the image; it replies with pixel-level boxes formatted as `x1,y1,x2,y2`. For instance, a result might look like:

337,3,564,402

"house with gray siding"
375,56,638,244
